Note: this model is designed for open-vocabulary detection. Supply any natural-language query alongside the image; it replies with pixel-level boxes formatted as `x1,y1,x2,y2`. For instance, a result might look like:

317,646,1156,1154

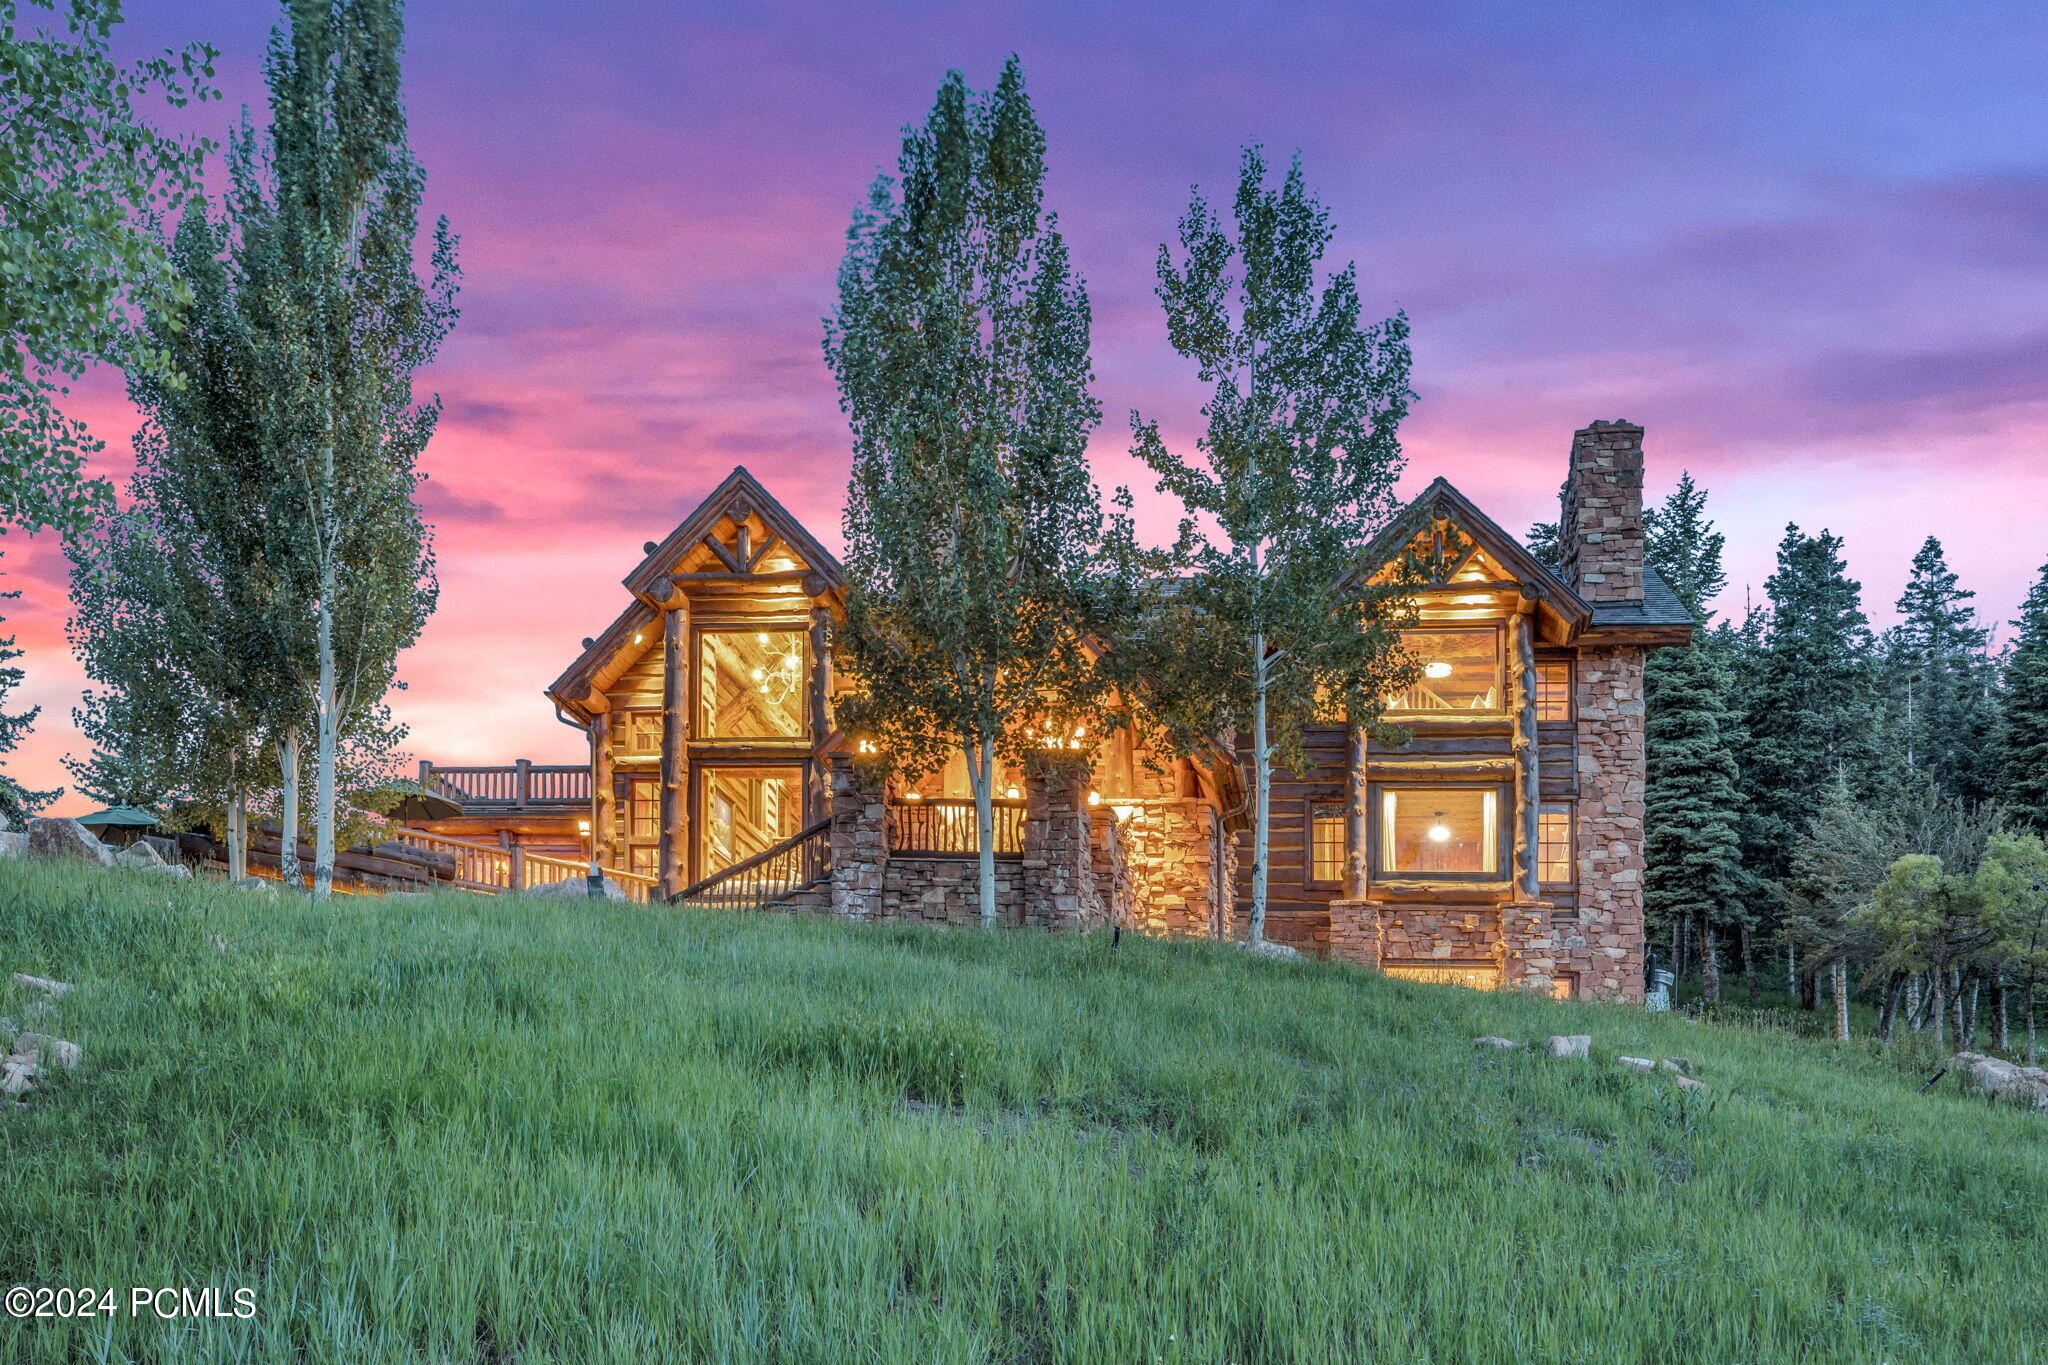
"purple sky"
15,0,2048,808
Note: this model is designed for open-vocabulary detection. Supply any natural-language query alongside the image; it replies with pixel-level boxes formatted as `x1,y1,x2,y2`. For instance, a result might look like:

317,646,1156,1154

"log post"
1513,608,1542,901
514,757,533,806
657,603,689,899
590,710,614,870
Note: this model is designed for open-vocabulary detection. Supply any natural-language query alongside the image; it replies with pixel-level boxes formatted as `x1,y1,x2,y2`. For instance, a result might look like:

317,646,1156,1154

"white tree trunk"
1249,629,1269,946
969,736,997,928
312,588,339,899
226,789,247,882
279,727,303,890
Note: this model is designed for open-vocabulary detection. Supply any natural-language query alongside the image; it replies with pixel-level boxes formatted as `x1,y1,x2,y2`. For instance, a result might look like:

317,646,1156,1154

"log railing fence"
382,827,658,903
886,798,1026,857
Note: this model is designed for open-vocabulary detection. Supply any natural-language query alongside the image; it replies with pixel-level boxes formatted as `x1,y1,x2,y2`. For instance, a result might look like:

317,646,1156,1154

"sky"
14,0,2048,813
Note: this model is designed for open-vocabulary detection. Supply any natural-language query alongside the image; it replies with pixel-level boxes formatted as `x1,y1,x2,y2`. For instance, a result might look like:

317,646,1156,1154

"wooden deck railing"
886,798,1025,857
418,759,591,808
382,827,658,903
675,818,832,913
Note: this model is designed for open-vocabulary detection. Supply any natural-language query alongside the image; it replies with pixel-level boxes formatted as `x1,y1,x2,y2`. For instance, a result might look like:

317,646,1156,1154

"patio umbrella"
374,784,463,823
78,805,160,835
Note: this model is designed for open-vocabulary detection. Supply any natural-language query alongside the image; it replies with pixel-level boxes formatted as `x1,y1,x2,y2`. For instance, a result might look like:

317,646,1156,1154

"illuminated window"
698,766,804,878
1383,962,1500,991
1308,801,1346,885
1377,787,1502,879
1538,803,1573,885
1387,630,1503,714
698,631,807,739
1535,661,1572,721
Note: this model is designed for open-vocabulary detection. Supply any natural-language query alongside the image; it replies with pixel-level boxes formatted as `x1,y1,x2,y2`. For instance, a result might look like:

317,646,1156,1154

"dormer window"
1386,628,1504,715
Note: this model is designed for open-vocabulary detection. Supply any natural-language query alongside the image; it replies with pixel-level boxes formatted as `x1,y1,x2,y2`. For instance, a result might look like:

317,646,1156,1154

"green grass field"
1,860,2043,1364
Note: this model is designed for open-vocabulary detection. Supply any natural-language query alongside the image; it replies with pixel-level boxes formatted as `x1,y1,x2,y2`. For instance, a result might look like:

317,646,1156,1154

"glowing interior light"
1005,787,1021,800
1073,725,1086,738
1424,661,1454,679
1427,820,1453,843
1086,791,1100,806
904,791,921,801
634,633,644,644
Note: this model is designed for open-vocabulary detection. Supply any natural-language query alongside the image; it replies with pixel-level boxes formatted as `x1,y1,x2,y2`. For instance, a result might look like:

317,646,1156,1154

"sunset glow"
13,0,2047,812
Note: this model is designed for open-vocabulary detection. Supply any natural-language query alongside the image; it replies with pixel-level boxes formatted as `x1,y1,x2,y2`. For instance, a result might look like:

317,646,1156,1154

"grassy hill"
1,861,2043,1364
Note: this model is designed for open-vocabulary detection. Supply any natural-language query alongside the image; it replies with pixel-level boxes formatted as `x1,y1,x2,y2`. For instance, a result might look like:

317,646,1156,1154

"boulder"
27,818,116,867
14,1033,79,1070
10,974,71,999
1237,939,1304,962
0,1061,32,1096
1674,1074,1710,1093
1659,1057,1694,1076
1955,1053,2048,1111
1618,1055,1655,1073
0,831,25,860
114,842,189,877
522,875,628,903
1473,1036,1522,1050
1544,1034,1592,1060
230,877,280,896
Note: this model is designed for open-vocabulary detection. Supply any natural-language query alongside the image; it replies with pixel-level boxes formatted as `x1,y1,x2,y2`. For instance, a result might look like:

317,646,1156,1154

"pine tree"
1743,525,1877,883
826,59,1114,928
1644,641,1743,1000
1120,147,1414,944
1644,472,1726,621
2001,558,2048,831
1640,473,1741,997
1889,537,2001,806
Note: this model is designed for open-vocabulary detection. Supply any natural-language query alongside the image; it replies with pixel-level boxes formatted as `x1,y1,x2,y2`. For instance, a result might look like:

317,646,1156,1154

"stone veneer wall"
1563,646,1647,1001
879,856,1025,926
1558,421,1646,604
1022,759,1109,931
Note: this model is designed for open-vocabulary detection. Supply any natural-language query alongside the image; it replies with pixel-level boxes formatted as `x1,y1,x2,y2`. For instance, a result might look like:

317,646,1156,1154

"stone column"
1022,754,1100,930
827,754,885,919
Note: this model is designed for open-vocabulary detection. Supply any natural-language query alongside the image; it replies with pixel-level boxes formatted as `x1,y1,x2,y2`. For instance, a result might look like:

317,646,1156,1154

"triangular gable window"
1368,515,1511,586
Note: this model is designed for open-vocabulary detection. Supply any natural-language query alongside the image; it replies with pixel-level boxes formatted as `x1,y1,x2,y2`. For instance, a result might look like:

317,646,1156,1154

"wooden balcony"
418,759,591,810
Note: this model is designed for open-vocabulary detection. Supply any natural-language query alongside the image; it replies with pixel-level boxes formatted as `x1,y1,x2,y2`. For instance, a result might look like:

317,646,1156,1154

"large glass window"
698,766,804,877
698,631,807,739
1387,630,1503,715
1378,787,1501,878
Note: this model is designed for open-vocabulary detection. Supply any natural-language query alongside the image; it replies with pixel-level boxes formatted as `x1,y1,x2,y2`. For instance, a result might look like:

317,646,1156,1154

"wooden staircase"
674,818,832,913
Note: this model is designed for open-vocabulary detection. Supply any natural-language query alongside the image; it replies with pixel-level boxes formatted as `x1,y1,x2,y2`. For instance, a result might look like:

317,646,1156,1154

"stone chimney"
1558,420,1645,604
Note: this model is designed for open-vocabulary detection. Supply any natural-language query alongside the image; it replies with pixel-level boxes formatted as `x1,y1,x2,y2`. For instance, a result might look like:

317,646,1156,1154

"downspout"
552,702,604,899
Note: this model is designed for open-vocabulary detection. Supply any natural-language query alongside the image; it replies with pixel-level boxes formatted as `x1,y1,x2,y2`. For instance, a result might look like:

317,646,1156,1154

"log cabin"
406,420,1691,1001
